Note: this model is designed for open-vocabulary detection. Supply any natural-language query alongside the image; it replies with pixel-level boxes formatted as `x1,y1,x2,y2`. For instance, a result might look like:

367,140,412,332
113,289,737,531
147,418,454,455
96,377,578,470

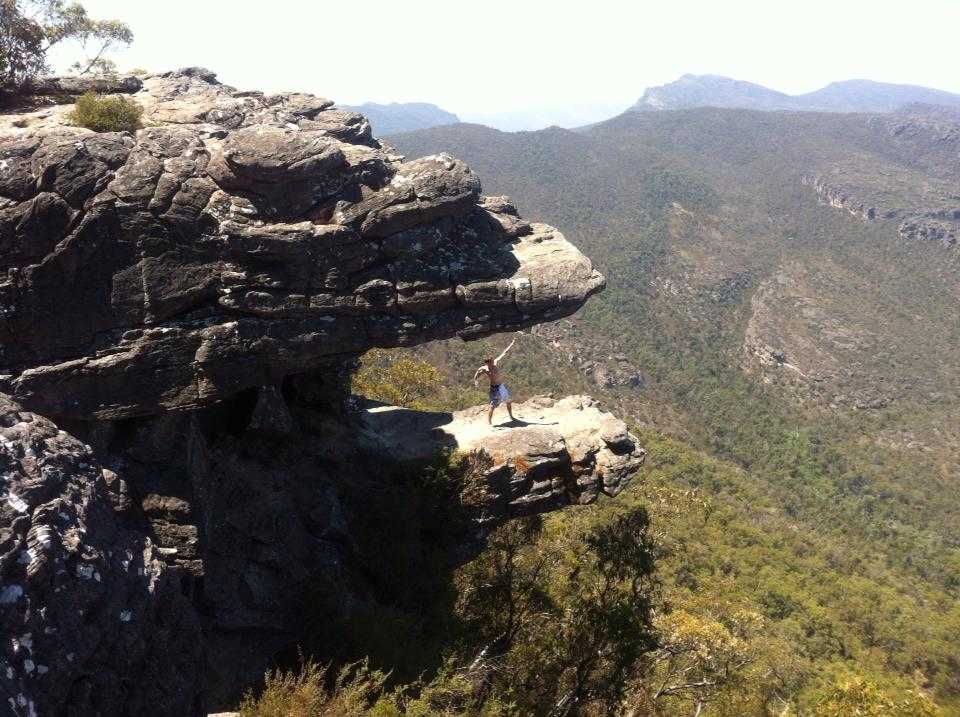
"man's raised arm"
494,337,517,366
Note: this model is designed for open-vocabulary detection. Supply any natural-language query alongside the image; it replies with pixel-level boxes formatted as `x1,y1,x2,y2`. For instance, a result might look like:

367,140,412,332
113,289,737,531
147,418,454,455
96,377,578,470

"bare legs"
488,402,515,426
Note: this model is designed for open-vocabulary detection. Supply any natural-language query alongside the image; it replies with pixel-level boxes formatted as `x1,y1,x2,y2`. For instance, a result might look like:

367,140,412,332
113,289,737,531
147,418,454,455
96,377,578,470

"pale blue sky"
49,0,960,128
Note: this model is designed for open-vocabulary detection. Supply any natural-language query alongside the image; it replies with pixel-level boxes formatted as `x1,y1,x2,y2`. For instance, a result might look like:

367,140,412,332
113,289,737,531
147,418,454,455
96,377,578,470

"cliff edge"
0,69,637,716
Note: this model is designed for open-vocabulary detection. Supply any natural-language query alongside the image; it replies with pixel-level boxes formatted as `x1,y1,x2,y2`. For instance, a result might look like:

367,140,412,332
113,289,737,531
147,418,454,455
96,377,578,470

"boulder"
25,75,144,97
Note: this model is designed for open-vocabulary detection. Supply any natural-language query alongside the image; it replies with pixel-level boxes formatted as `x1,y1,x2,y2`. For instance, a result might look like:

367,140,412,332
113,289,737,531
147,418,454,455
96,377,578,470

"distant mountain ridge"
339,101,459,135
632,73,960,113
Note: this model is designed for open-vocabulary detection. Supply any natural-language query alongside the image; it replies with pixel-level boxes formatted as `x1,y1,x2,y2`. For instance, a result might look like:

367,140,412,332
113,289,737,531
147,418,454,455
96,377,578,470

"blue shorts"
489,383,510,407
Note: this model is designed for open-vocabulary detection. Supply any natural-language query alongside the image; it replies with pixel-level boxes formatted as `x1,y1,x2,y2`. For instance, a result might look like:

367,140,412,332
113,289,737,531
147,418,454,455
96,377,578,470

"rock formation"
0,69,636,715
360,395,645,520
0,68,602,421
0,395,201,716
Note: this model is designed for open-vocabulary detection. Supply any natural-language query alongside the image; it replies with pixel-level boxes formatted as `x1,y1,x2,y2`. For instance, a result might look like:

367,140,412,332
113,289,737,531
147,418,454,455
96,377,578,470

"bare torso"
473,338,517,395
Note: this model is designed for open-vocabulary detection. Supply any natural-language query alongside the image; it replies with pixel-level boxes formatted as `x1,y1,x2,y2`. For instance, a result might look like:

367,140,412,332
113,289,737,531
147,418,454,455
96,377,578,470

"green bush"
67,92,142,132
238,659,398,716
352,348,446,410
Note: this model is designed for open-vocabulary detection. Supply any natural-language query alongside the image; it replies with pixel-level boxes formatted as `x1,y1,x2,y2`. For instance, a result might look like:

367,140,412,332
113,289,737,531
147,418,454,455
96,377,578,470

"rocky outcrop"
808,174,960,248
806,175,960,249
807,176,883,222
0,394,200,716
897,216,958,247
0,68,603,422
0,69,633,715
533,322,644,389
359,395,644,520
23,74,144,97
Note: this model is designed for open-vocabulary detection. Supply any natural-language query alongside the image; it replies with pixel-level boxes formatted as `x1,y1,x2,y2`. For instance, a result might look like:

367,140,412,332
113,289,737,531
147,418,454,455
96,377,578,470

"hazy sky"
49,0,960,127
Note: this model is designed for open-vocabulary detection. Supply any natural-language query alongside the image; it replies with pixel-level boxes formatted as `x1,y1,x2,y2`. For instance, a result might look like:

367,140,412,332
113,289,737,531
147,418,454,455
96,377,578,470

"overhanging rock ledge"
0,68,603,421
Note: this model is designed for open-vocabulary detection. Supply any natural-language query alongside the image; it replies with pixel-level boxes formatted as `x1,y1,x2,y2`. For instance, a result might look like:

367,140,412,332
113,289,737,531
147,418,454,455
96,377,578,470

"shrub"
351,348,445,410
67,92,142,132
239,659,398,716
812,674,942,717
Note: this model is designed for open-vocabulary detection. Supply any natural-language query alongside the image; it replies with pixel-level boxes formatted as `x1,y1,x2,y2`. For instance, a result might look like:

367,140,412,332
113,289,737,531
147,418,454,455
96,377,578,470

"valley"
387,104,960,713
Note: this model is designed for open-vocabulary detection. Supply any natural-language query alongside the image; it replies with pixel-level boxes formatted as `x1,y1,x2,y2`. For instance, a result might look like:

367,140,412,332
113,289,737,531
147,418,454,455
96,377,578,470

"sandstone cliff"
0,70,641,715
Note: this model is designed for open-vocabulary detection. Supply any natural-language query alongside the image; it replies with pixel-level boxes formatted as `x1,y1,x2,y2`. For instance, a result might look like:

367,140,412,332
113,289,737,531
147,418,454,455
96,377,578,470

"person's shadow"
498,418,559,428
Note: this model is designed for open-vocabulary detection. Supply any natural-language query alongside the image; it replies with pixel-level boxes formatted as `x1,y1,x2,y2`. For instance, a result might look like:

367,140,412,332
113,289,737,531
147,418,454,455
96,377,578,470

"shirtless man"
473,337,518,425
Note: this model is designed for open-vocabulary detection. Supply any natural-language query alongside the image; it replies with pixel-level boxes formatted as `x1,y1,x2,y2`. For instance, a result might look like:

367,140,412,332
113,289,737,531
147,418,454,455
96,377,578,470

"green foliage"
0,1,132,88
252,347,954,714
812,674,942,717
245,448,658,715
352,348,447,410
453,507,657,715
239,659,396,716
0,0,47,87
391,113,960,713
67,91,142,132
621,431,950,715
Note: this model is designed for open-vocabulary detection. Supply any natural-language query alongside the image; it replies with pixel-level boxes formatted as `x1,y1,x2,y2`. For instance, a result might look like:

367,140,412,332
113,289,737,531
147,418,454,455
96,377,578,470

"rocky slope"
0,69,634,715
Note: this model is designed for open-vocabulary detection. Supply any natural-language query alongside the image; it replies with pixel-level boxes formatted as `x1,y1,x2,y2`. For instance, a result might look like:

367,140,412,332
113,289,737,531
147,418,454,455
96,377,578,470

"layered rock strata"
0,69,633,715
0,69,603,421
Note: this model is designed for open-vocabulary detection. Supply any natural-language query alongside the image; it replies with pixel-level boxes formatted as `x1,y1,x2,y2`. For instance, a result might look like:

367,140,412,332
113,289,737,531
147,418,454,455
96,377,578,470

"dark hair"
484,357,494,363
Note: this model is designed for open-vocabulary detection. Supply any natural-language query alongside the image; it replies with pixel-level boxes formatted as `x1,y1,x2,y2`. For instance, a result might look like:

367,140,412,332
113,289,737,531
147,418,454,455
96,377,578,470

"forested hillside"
386,106,960,714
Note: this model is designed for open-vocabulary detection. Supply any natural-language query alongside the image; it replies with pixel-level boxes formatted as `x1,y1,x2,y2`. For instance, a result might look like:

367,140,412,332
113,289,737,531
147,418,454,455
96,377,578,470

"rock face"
0,68,603,421
359,395,645,520
0,394,200,716
0,69,632,715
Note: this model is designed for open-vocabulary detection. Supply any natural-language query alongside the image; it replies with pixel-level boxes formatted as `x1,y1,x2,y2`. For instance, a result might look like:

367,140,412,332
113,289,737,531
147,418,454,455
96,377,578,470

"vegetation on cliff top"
0,0,132,88
67,91,142,131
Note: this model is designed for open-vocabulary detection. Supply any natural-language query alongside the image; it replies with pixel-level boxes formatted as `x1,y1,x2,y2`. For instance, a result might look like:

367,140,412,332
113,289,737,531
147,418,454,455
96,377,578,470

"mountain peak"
632,75,960,114
339,100,459,135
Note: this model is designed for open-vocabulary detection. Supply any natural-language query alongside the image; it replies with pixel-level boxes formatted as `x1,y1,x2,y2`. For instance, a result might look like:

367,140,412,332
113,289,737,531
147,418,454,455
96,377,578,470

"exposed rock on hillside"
0,69,603,422
805,106,960,248
808,173,960,249
533,322,644,390
0,394,200,716
808,176,883,221
359,394,644,519
0,70,630,715
897,216,957,247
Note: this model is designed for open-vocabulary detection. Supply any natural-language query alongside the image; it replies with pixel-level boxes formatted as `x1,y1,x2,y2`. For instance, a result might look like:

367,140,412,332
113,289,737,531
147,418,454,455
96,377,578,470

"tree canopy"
0,0,132,87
